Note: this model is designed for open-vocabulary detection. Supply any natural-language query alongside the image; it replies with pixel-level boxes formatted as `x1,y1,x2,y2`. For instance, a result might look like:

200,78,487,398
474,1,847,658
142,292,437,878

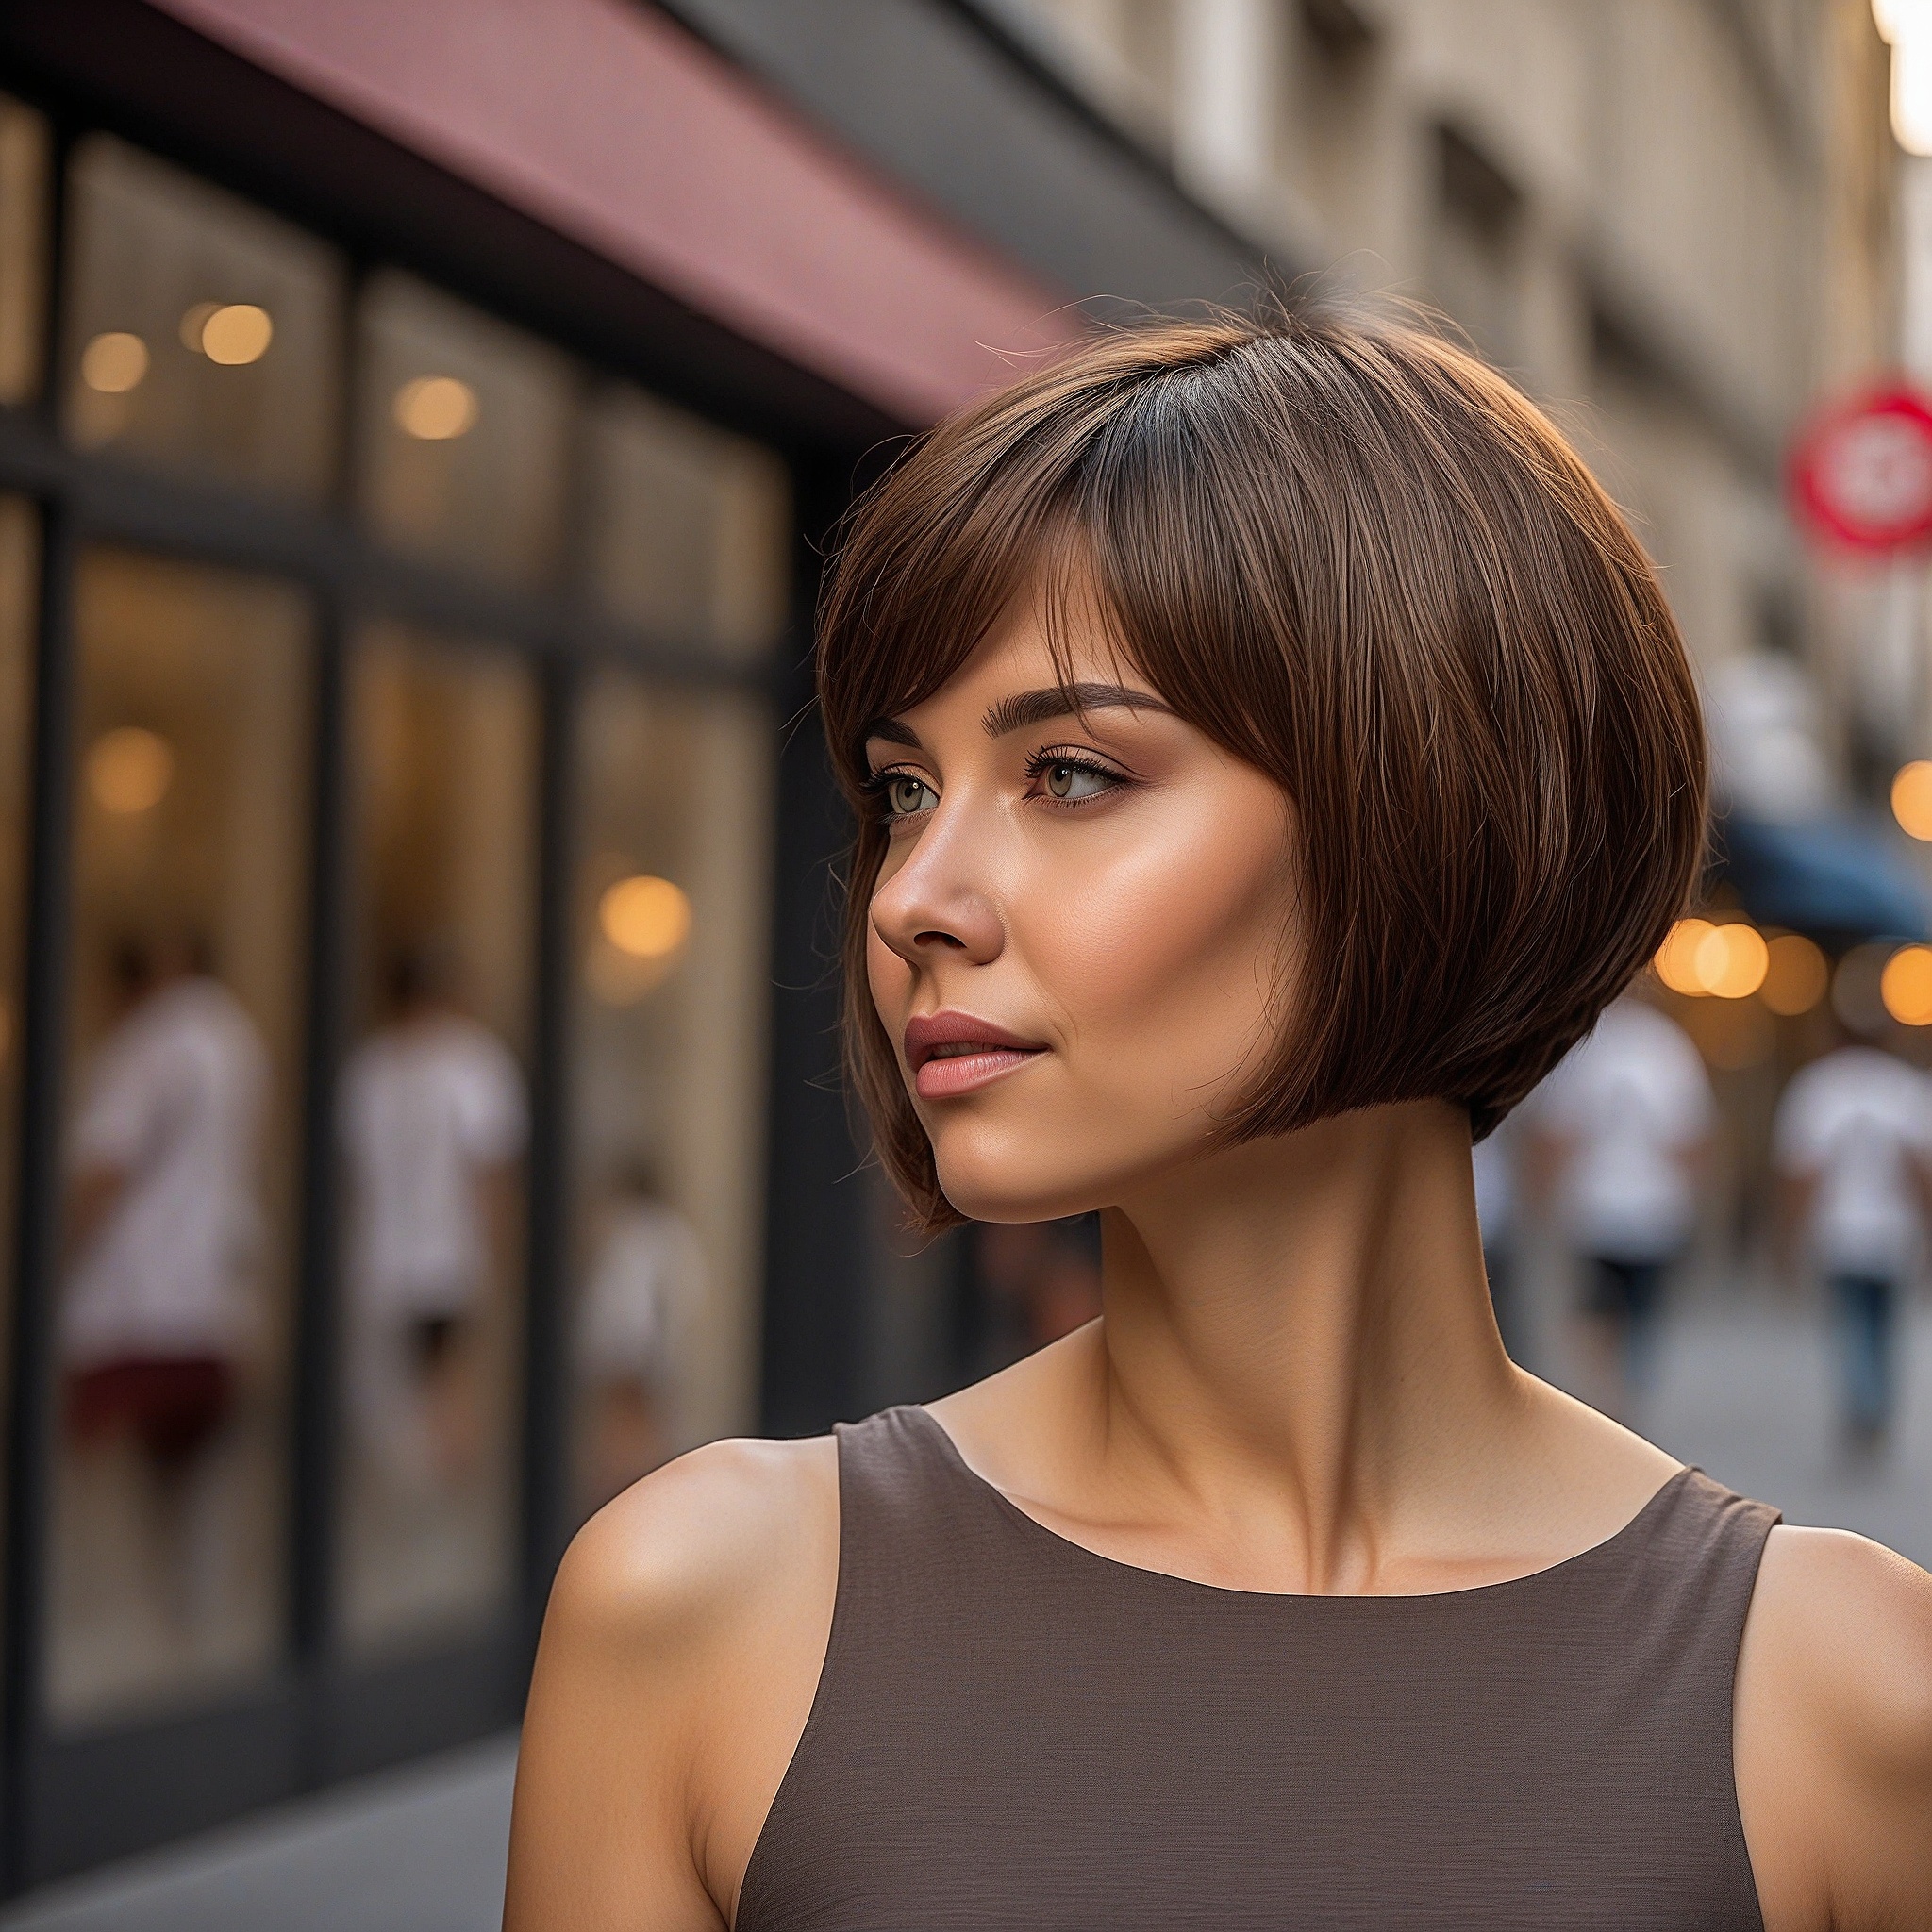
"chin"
927,1123,1126,1224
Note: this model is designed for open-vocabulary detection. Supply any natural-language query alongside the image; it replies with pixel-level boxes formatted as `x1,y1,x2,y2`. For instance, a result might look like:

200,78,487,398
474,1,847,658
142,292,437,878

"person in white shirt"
340,945,527,1491
575,1166,707,1511
1526,992,1715,1418
64,936,268,1476
1774,1039,1932,1452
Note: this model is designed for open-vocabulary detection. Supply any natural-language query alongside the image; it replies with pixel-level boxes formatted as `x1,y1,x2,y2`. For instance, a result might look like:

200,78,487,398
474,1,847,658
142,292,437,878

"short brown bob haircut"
819,310,1705,1232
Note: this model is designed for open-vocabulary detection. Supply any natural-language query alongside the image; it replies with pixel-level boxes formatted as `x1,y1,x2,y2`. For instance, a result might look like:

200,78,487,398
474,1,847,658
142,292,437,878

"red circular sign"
1790,386,1932,551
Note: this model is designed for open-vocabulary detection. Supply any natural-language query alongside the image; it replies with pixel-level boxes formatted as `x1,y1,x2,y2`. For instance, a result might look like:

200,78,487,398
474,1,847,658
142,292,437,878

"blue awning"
1715,812,1930,942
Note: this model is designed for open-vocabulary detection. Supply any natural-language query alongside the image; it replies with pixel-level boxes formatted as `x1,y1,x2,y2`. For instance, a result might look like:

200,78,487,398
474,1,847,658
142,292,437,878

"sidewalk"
0,1734,516,1932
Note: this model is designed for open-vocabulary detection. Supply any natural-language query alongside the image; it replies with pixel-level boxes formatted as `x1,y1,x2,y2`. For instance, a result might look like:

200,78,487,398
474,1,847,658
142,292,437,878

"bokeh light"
79,331,148,394
1655,917,1714,994
1656,917,1769,998
198,303,274,365
598,874,691,960
85,726,175,815
1698,923,1768,998
1892,758,1932,839
1760,932,1828,1015
1881,942,1932,1024
393,375,478,441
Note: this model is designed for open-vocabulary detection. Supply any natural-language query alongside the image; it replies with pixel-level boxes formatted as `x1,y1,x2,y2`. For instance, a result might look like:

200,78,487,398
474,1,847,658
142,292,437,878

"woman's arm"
1736,1524,1932,1931
503,1435,840,1931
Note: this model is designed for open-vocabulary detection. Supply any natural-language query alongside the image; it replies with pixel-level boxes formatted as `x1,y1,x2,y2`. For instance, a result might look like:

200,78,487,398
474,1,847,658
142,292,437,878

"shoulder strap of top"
829,1405,1026,1609
1578,1466,1779,1890
1613,1466,1781,1640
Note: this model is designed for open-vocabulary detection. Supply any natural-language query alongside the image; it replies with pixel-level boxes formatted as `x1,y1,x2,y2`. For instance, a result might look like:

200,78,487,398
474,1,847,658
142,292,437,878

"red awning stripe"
145,0,1081,424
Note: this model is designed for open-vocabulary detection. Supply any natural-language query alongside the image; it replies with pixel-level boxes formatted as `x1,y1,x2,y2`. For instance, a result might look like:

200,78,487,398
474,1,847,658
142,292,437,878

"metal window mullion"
1,491,76,1897
287,586,349,1772
520,647,577,1631
2,95,76,1894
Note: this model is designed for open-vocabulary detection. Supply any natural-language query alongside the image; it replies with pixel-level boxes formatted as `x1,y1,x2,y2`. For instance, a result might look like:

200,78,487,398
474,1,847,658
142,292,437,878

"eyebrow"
981,682,1176,739
860,681,1175,757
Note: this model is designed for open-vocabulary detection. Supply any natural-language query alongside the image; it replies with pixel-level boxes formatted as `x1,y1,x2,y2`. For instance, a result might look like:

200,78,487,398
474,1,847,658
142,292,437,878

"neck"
1087,1099,1522,1590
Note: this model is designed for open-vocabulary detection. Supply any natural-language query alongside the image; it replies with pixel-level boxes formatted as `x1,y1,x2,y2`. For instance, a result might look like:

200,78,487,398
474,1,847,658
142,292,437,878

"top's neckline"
902,1404,1694,1607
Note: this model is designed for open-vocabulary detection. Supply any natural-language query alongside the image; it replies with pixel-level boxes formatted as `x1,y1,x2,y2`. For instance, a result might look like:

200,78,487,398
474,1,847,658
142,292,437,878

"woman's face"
864,576,1301,1223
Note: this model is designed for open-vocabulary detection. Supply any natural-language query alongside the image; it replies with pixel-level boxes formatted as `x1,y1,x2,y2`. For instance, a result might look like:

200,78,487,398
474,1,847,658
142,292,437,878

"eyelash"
1022,747,1130,806
862,748,1130,822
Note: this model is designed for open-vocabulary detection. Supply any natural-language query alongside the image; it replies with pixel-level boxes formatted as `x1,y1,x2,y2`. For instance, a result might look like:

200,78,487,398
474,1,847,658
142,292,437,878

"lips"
903,1009,1046,1100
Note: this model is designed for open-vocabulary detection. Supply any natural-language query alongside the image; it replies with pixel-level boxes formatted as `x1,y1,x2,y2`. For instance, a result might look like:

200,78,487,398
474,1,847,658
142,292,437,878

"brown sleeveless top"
736,1406,1778,1932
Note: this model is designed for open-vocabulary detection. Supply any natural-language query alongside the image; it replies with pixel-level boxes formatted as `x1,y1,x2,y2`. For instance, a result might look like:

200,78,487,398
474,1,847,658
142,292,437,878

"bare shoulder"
507,1435,840,1932
1736,1524,1932,1932
1744,1523,1932,1758
551,1432,841,1653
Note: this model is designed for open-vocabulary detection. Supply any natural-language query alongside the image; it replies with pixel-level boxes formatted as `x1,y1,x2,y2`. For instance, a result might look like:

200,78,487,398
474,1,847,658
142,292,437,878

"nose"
869,811,1006,972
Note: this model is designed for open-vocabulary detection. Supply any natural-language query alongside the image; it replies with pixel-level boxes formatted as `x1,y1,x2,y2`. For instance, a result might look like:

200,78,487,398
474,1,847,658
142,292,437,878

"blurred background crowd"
0,0,1928,1920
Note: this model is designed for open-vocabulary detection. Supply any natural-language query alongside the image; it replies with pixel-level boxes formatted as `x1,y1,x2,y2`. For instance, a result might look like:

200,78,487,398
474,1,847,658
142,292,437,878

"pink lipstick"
904,1010,1046,1100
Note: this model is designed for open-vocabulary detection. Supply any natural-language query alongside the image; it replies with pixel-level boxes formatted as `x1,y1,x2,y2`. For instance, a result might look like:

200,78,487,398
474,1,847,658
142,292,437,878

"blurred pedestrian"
1774,1039,1932,1457
575,1162,707,1511
61,933,268,1625
1529,992,1714,1420
340,942,526,1493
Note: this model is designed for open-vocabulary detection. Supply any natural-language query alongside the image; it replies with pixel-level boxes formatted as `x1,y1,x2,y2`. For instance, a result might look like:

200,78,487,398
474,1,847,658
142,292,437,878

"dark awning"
1715,812,1930,943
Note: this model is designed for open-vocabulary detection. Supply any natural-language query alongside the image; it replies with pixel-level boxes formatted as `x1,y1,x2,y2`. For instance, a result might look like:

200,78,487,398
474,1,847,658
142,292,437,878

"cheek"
1039,800,1294,1085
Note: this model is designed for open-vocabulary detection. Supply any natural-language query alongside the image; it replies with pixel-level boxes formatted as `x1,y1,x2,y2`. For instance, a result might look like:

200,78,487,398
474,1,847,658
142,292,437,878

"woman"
506,315,1931,1929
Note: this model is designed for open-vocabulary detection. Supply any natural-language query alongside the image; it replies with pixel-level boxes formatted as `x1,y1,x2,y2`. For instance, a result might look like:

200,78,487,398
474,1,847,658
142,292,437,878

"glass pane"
338,623,537,1656
62,137,341,502
0,94,50,406
568,669,772,1518
50,550,312,1728
356,274,574,591
584,386,790,665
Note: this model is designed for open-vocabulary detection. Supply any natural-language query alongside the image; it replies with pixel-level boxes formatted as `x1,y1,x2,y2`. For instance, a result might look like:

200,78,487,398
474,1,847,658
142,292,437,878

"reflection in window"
569,670,772,1517
339,625,537,1656
61,138,341,500
50,550,312,1728
356,275,574,591
0,95,49,406
584,386,790,665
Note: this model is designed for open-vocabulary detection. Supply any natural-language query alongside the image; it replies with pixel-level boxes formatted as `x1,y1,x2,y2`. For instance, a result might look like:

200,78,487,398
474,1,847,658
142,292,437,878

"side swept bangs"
820,312,1706,1233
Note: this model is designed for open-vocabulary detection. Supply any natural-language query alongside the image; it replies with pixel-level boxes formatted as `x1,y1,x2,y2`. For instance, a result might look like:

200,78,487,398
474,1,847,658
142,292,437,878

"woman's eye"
884,774,938,816
1041,760,1115,802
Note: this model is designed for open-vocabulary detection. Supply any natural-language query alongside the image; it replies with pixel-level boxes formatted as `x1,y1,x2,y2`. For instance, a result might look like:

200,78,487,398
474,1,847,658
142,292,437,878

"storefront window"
62,138,341,500
583,385,790,664
337,623,538,1656
567,669,771,1517
0,94,49,406
355,274,575,591
47,548,312,1728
